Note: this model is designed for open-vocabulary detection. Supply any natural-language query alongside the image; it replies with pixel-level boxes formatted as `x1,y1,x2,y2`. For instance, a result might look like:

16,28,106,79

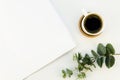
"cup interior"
81,13,103,36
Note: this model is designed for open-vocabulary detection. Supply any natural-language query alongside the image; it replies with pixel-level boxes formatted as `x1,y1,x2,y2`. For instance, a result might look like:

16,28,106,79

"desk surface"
24,44,120,80
24,0,120,80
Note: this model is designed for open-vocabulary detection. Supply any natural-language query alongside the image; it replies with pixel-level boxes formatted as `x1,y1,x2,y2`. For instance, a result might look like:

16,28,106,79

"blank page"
0,0,75,80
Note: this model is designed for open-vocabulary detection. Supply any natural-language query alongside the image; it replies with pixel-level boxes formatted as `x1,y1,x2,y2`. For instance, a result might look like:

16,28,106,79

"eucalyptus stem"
61,43,119,80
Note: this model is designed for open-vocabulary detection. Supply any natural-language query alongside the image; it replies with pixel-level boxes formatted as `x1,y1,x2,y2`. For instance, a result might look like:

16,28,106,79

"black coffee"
84,14,102,33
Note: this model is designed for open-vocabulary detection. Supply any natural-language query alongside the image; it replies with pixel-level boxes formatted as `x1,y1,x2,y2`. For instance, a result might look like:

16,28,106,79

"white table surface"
24,0,120,80
51,0,120,45
24,44,120,80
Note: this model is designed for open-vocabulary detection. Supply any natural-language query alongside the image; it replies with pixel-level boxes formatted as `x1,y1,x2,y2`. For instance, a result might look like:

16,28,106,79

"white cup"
81,10,103,36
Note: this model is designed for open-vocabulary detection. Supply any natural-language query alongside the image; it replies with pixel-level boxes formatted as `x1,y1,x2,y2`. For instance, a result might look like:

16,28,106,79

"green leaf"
97,43,106,56
66,68,73,77
92,64,96,68
62,70,66,78
84,66,92,71
73,54,77,61
81,72,86,78
105,56,115,68
77,72,86,79
97,57,104,68
106,43,115,55
78,53,82,61
78,64,84,72
82,54,93,65
73,53,82,62
91,50,99,59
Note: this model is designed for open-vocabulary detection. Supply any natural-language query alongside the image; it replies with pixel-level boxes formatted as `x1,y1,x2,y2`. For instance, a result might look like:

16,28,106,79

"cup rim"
81,13,103,36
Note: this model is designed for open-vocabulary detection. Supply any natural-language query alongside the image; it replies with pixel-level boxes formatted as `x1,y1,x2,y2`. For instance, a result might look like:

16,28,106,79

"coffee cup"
81,11,103,36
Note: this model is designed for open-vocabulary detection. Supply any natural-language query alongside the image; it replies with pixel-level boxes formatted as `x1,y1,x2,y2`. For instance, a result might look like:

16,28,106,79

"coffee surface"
84,14,102,33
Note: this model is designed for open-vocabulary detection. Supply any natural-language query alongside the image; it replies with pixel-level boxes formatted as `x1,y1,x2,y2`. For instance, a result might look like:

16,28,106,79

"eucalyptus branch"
61,43,120,80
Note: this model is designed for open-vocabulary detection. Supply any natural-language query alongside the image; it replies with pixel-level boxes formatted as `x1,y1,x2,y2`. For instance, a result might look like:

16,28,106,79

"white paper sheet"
0,0,75,80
